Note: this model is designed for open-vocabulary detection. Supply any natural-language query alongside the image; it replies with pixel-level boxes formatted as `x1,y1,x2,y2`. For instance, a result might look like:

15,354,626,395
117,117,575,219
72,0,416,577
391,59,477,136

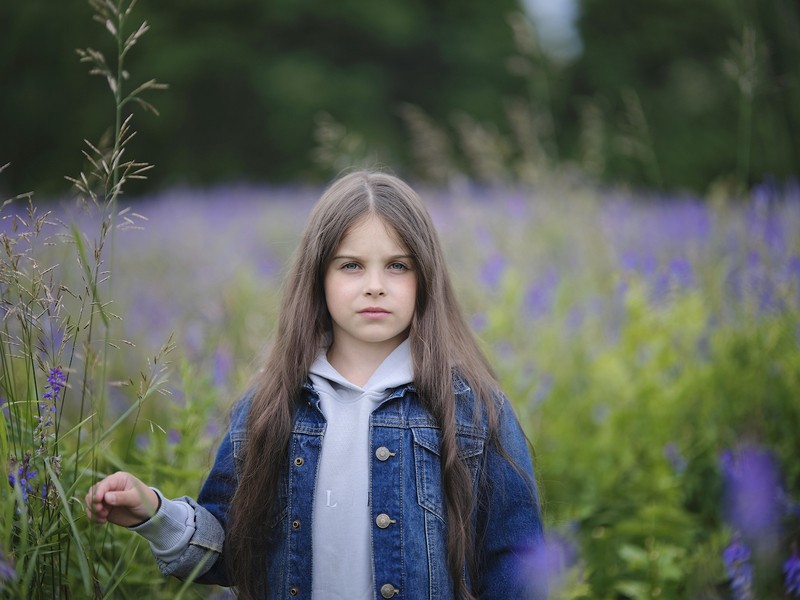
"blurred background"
2,0,799,197
2,1,800,598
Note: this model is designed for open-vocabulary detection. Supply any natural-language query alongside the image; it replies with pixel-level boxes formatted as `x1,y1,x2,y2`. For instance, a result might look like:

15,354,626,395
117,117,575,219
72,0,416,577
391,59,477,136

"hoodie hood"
308,339,413,403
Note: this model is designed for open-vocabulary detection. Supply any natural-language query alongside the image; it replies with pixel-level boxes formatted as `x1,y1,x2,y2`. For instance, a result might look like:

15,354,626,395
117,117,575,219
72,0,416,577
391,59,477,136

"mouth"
359,307,390,316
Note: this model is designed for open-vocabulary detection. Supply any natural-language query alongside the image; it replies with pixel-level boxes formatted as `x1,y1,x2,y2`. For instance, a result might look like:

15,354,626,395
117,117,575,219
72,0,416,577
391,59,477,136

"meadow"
2,1,800,598
2,176,799,598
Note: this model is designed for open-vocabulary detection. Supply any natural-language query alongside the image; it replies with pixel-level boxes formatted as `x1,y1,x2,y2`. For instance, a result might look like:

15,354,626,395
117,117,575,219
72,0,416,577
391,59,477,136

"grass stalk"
0,0,165,594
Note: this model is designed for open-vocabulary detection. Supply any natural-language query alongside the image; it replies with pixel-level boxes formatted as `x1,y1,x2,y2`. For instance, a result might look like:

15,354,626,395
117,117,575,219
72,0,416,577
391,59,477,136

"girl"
86,170,544,599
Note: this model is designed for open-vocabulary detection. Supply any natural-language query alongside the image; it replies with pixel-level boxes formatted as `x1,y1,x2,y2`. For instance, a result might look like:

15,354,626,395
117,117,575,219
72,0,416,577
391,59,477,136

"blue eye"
388,262,409,271
341,262,360,271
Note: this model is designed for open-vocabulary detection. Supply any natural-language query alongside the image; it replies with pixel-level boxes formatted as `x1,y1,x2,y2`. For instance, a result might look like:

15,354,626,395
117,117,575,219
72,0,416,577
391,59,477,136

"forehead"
337,215,407,251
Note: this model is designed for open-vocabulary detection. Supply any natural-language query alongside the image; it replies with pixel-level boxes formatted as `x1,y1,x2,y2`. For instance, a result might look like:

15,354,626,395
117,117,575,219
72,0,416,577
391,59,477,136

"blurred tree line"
1,0,798,197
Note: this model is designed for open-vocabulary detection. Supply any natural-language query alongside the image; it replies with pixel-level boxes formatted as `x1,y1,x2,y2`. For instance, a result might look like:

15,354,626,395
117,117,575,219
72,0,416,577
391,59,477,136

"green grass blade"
44,460,92,596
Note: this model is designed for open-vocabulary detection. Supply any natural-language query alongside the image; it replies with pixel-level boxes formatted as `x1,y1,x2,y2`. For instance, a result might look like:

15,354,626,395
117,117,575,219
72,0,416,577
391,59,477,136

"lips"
359,307,390,315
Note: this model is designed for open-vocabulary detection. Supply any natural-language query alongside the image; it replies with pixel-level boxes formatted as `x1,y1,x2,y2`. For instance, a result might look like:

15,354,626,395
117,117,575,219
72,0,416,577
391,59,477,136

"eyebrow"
331,254,414,262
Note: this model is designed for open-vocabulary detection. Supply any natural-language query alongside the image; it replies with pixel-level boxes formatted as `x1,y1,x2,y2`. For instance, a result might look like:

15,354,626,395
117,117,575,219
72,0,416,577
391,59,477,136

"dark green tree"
3,0,798,196
567,0,800,192
1,0,524,195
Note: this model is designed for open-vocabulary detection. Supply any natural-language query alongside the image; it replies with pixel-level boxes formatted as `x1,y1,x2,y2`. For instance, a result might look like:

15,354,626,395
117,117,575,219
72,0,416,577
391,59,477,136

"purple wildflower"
258,256,280,278
620,251,658,278
619,251,637,272
720,445,784,542
480,254,507,288
43,367,66,402
167,429,181,445
783,256,800,306
749,183,786,256
531,373,552,405
205,421,220,439
471,312,488,332
0,549,16,584
7,454,37,503
506,193,529,219
663,442,687,474
213,346,233,388
786,546,800,598
522,530,580,597
668,256,693,288
722,534,753,600
788,256,800,280
524,270,559,318
35,367,65,450
650,255,695,301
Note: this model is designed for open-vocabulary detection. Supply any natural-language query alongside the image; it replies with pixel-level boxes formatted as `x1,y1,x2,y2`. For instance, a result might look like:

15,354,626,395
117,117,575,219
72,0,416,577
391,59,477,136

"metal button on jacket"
375,513,396,529
380,583,400,598
375,446,395,461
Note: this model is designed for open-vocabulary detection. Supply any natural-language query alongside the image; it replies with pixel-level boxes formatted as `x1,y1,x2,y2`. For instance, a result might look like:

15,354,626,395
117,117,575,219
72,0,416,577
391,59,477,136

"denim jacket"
157,377,544,599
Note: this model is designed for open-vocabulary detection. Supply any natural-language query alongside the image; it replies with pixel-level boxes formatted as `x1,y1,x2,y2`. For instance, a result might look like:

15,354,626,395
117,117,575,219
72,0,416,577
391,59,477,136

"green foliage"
1,2,799,597
573,0,800,192
5,159,800,599
440,184,800,598
4,1,797,195
0,0,524,194
0,2,211,597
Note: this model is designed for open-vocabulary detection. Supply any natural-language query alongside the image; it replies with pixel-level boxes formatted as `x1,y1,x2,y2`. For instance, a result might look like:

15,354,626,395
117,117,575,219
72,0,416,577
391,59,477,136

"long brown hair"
226,170,501,599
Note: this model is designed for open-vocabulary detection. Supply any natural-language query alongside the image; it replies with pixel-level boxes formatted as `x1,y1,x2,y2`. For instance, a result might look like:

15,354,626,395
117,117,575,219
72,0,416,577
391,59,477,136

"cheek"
323,273,341,313
324,273,360,313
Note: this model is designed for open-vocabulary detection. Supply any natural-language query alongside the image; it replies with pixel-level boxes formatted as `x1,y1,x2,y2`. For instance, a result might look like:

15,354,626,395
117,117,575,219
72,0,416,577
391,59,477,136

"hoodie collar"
308,338,414,394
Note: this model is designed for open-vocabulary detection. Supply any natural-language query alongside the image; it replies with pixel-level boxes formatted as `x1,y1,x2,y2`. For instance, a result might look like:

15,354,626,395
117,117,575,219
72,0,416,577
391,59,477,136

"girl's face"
324,215,417,360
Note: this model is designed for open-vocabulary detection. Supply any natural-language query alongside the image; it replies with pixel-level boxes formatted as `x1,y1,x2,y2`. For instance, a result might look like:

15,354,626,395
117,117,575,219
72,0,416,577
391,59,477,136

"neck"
326,338,405,387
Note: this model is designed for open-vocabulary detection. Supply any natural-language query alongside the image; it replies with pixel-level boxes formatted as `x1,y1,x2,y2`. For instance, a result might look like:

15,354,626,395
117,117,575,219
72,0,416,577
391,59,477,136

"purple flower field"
90,181,800,356
2,179,800,597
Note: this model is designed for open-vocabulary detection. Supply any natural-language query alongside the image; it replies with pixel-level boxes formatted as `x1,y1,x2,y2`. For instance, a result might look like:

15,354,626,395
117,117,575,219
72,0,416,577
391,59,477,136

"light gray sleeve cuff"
130,488,197,563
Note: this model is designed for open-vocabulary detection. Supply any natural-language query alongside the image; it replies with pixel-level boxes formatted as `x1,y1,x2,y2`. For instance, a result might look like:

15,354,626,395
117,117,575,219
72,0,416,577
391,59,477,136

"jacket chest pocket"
411,426,485,522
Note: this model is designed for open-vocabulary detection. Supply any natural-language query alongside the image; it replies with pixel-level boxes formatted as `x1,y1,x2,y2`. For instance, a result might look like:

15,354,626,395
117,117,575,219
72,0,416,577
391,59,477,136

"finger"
85,485,105,514
100,471,135,492
86,507,109,524
84,472,131,518
85,489,109,515
85,496,110,522
105,486,157,515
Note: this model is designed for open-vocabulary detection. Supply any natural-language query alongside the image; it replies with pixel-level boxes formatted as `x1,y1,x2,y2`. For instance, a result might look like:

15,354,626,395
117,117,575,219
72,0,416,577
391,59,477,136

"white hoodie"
307,339,413,600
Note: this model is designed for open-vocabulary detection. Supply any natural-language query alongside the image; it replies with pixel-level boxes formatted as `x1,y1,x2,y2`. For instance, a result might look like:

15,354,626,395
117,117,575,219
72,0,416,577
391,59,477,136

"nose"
364,270,386,296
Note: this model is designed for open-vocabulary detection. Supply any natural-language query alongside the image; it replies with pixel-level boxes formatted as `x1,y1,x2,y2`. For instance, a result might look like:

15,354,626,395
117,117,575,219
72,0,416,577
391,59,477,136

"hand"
85,471,159,528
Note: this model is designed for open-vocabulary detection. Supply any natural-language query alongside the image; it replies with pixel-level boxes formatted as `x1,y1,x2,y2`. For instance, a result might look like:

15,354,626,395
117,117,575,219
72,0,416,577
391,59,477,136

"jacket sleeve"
473,396,546,599
130,490,222,575
190,399,248,586
136,399,246,586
